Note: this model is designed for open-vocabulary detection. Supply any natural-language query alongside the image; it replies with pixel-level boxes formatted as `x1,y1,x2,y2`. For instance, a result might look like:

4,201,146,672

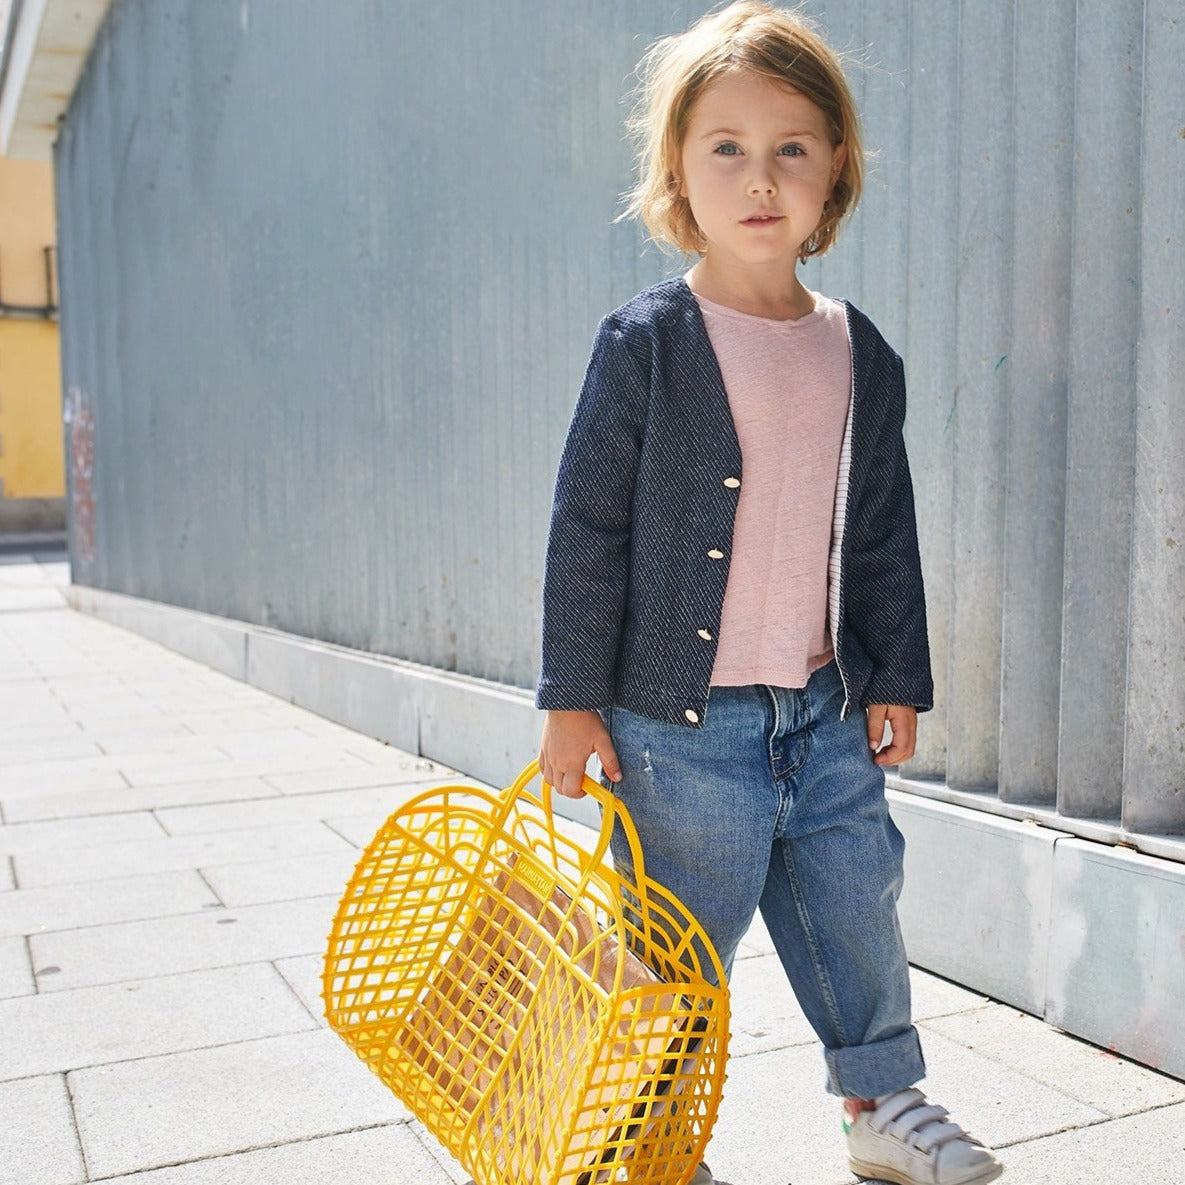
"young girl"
537,4,1002,1184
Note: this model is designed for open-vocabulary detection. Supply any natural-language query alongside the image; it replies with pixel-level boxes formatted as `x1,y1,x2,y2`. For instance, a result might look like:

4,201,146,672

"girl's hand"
539,709,623,799
867,704,917,766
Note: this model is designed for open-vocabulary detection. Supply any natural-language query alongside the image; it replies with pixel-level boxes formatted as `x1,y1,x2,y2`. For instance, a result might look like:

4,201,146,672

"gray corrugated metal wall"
57,0,1183,840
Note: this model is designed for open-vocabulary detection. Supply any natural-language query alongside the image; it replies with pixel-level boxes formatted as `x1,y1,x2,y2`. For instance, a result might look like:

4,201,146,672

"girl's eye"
779,143,806,157
713,142,741,156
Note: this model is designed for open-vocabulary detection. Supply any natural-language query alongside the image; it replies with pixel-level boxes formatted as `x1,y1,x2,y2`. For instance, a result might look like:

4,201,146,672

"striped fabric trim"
827,304,857,717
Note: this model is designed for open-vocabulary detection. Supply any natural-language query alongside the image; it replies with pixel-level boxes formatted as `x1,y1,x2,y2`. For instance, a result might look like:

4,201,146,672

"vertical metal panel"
996,0,1074,804
1123,0,1185,833
57,0,674,690
857,2,910,356
902,2,959,778
946,0,1014,789
53,0,1185,840
805,0,865,308
1057,0,1144,819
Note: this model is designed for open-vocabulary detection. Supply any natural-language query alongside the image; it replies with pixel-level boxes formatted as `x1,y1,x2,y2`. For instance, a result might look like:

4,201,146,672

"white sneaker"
845,1088,1003,1185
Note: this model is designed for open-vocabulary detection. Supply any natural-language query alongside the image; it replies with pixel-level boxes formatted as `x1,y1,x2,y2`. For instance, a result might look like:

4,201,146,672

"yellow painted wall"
0,156,64,498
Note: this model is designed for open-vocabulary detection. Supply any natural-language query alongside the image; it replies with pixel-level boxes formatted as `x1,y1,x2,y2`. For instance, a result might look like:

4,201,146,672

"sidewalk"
2,550,1182,1185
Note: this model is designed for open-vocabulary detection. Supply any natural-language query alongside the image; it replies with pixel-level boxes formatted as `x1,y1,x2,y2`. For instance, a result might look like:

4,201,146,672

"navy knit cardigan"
536,277,933,727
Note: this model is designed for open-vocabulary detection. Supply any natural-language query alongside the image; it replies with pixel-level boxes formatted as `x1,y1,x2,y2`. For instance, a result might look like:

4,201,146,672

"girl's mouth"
742,213,783,226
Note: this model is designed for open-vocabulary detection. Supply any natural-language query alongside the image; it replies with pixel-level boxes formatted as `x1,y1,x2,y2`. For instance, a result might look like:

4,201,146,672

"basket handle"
512,760,648,888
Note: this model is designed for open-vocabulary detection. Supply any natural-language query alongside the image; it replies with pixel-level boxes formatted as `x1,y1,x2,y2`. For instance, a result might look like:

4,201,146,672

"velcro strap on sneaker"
872,1089,986,1154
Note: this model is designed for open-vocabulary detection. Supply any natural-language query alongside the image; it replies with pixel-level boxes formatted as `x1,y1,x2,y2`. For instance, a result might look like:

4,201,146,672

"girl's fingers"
873,740,907,766
870,705,918,766
866,704,889,753
595,735,623,783
556,768,588,799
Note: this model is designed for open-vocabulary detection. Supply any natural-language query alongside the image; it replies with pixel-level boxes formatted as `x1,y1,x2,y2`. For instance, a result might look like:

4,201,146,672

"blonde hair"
622,1,863,261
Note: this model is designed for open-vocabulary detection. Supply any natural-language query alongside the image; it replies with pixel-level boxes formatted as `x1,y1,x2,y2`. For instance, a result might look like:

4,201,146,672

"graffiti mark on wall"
64,385,95,573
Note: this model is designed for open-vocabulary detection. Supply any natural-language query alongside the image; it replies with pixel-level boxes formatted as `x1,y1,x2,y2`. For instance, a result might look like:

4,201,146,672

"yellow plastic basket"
323,761,729,1185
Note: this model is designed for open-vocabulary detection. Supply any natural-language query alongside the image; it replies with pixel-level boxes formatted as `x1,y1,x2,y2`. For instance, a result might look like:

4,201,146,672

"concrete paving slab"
0,933,33,997
324,809,397,847
69,1029,406,1178
410,1120,472,1185
0,717,79,743
912,1027,1107,1148
998,1099,1185,1184
272,953,325,1021
209,727,376,760
14,820,353,888
120,750,370,787
154,783,434,836
1,734,104,764
92,730,243,757
0,558,63,586
79,716,198,741
29,894,341,990
728,952,820,1057
910,967,992,1020
92,1125,451,1185
724,950,987,1063
0,749,230,796
0,810,166,855
711,1029,1107,1185
736,911,776,959
0,963,317,1080
134,690,288,716
706,1042,857,1185
0,869,219,938
0,766,130,804
0,585,66,611
5,563,1178,1185
0,1074,86,1185
922,1003,1185,1117
172,706,324,735
49,696,167,723
263,758,448,795
202,849,360,907
1,774,281,824
341,736,446,766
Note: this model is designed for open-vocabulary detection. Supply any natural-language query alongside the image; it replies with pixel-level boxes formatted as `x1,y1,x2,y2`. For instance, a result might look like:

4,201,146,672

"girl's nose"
747,170,776,196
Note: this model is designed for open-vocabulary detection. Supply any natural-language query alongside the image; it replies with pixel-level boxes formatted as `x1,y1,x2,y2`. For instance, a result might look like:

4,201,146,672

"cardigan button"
706,549,724,560
723,476,741,489
684,709,700,724
697,629,713,641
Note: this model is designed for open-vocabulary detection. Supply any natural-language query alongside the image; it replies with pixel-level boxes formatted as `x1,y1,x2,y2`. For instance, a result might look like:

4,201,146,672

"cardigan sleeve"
843,345,935,712
535,318,649,711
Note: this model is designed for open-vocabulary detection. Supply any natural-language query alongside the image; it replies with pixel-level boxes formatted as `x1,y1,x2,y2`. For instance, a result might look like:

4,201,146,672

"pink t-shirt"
695,291,852,689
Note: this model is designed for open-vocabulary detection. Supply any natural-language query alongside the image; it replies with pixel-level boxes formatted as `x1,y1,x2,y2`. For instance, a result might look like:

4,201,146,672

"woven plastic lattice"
323,762,730,1185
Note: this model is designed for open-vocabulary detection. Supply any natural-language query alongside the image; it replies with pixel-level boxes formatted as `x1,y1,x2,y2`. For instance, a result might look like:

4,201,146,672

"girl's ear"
829,143,848,193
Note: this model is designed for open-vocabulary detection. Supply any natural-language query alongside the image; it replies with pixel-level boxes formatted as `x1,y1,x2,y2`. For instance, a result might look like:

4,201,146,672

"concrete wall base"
67,581,1185,1081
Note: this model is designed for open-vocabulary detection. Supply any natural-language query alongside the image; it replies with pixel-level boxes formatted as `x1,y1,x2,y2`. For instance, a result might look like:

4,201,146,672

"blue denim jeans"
604,661,926,1099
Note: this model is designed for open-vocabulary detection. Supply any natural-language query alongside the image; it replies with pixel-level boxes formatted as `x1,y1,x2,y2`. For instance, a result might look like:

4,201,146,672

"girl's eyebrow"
698,126,821,140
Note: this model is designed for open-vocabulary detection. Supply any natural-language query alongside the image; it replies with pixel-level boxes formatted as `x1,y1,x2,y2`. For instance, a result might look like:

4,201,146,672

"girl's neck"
684,258,815,322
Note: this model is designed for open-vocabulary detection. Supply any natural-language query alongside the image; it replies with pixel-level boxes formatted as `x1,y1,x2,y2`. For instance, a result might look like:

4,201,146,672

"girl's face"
678,71,845,274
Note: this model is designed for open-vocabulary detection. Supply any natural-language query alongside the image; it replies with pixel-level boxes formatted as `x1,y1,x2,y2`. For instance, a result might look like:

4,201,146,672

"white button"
707,549,724,560
684,709,700,724
697,629,713,641
723,476,741,489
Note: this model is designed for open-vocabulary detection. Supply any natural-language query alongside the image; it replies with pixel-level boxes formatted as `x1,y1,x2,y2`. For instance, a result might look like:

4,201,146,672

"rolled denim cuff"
824,1025,926,1099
